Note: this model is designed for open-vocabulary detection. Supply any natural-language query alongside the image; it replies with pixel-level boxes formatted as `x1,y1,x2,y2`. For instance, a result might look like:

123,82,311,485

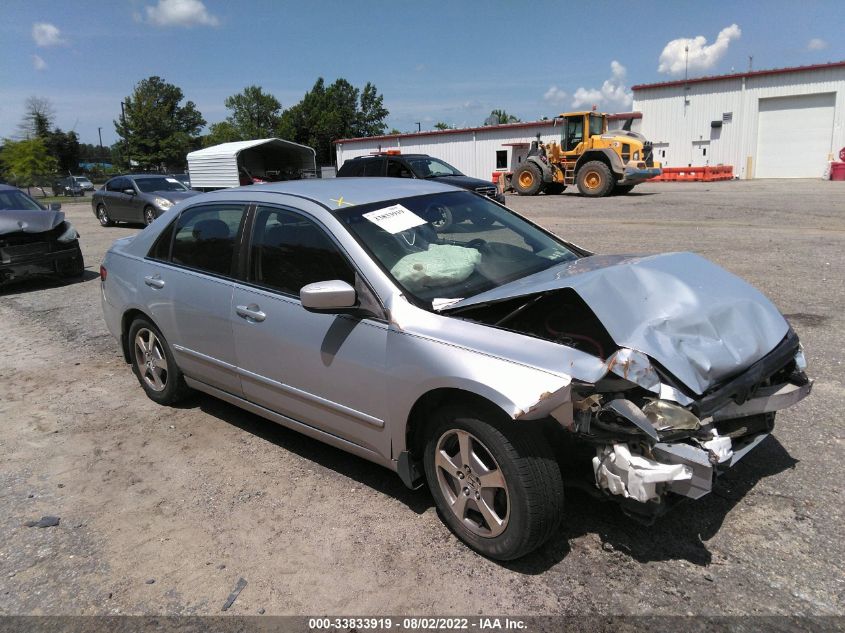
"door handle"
236,304,266,322
144,275,165,289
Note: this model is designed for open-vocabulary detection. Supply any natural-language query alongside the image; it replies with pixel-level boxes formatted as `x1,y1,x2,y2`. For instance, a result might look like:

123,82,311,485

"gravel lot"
1,180,843,617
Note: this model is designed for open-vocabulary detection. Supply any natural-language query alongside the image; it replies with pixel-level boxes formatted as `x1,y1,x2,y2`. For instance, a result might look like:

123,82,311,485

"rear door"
231,203,391,458
104,177,133,220
140,202,249,395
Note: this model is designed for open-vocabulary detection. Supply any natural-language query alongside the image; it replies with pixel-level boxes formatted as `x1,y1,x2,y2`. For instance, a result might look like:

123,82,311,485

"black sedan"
0,185,84,285
91,174,200,227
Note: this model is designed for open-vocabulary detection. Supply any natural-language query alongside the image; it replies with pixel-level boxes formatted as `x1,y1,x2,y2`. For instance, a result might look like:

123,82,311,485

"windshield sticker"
363,204,427,234
166,178,180,183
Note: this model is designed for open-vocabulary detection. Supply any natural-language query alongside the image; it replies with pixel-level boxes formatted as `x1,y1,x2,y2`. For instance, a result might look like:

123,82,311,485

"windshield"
0,189,45,211
406,157,463,178
134,177,188,193
336,191,578,308
74,177,91,184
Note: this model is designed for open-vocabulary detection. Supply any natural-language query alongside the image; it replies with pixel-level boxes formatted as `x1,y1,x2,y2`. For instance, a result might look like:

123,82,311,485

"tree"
485,109,520,125
0,138,58,194
222,85,282,140
45,128,80,173
203,121,242,147
433,122,452,130
114,76,205,171
277,78,389,165
17,96,55,139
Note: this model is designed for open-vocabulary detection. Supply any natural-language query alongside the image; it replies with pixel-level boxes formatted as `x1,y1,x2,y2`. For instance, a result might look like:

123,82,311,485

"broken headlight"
57,221,79,243
642,399,701,431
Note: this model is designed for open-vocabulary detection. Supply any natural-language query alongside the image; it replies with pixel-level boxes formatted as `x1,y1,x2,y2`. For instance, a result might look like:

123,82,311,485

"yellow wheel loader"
511,111,661,197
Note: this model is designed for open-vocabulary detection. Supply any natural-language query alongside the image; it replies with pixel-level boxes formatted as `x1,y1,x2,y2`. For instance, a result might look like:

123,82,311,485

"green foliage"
433,122,452,130
222,86,282,140
114,76,206,171
45,128,80,173
486,109,520,125
277,78,389,165
204,121,242,147
0,138,58,189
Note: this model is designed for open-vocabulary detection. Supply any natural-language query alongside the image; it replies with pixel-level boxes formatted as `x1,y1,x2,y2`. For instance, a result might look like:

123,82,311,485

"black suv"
337,153,505,229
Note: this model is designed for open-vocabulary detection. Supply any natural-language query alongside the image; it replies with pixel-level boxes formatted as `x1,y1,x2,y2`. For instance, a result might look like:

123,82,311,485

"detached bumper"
619,166,662,185
0,245,82,282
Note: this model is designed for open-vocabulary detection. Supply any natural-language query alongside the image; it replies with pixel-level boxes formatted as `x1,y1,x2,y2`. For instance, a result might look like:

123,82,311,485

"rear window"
338,160,366,177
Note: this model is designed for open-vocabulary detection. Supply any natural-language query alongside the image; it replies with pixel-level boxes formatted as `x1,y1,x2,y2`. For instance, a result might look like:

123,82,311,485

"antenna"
684,45,689,81
748,56,753,72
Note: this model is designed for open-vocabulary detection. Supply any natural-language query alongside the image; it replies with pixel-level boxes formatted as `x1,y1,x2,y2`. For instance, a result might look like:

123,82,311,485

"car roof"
245,177,464,209
350,153,428,160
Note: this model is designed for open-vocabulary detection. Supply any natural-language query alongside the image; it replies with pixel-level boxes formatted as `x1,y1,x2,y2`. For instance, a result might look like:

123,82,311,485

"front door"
232,204,390,458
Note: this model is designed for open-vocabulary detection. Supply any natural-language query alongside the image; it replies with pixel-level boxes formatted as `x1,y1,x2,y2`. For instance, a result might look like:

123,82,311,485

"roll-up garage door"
755,93,835,178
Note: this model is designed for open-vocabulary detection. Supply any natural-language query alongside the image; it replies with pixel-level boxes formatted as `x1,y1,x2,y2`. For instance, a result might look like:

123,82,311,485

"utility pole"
97,127,104,165
748,56,754,72
120,101,131,167
415,122,421,133
684,45,689,81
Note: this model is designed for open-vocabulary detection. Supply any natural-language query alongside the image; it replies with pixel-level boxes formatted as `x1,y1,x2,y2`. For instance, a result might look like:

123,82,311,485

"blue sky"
1,0,842,147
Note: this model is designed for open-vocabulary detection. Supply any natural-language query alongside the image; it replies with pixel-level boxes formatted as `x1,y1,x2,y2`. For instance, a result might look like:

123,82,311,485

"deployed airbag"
391,244,481,292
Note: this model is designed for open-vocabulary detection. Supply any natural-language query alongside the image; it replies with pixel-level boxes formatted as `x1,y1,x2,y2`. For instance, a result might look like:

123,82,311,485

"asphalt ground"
0,180,842,618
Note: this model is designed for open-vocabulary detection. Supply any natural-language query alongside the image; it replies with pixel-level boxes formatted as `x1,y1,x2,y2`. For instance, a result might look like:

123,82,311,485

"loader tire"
576,161,615,197
512,163,543,196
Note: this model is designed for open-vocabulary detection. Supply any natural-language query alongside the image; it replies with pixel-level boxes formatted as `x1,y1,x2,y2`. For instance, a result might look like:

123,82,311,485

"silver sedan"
100,178,811,560
91,174,199,227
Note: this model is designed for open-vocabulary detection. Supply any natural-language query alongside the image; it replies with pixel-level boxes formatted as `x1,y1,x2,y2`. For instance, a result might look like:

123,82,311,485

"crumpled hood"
153,190,200,203
0,209,65,235
448,252,790,395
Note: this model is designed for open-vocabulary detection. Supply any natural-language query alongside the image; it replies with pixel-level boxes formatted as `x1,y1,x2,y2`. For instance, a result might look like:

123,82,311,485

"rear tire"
128,317,190,405
512,163,544,196
576,161,614,197
423,404,564,560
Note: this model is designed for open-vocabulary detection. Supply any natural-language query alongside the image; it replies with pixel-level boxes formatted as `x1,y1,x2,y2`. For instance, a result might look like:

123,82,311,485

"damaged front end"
447,271,812,521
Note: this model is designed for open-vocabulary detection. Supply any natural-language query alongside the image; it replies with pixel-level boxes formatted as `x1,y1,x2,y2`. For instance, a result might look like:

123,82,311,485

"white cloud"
543,86,568,106
571,60,632,110
143,0,219,27
32,22,65,47
658,24,741,75
32,55,47,71
807,38,828,51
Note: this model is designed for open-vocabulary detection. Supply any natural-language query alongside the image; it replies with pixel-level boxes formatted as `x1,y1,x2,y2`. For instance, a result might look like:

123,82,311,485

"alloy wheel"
134,328,169,392
434,429,510,537
144,207,156,226
97,205,110,226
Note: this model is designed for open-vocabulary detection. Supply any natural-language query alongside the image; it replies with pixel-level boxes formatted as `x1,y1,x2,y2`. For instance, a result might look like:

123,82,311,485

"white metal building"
633,61,845,179
334,114,640,182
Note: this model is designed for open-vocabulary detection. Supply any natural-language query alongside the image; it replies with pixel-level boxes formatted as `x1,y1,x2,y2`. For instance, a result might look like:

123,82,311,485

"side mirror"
123,188,136,195
300,280,357,313
49,202,62,211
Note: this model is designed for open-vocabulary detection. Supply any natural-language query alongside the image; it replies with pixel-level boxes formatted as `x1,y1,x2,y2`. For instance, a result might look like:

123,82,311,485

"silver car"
92,174,199,227
100,178,811,560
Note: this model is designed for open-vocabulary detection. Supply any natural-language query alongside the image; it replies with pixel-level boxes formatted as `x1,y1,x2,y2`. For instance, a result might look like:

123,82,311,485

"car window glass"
147,218,177,261
363,158,384,177
0,190,43,211
249,206,355,296
387,159,413,178
135,177,188,193
336,191,576,306
170,204,246,276
407,157,462,177
106,178,123,192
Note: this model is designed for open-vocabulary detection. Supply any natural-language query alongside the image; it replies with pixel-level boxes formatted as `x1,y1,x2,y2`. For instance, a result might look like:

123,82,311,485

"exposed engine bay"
451,287,813,519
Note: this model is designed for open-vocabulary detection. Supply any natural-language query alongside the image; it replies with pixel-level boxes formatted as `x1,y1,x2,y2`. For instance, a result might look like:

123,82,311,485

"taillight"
99,265,107,281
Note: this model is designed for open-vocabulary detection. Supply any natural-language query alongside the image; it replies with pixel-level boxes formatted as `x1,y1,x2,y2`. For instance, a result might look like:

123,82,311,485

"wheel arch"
120,307,155,363
576,149,623,177
404,387,514,461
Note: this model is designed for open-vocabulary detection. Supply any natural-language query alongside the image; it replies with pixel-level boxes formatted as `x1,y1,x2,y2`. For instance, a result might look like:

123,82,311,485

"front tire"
96,204,113,227
143,206,157,226
512,163,543,196
576,161,615,197
423,405,564,560
128,317,190,405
